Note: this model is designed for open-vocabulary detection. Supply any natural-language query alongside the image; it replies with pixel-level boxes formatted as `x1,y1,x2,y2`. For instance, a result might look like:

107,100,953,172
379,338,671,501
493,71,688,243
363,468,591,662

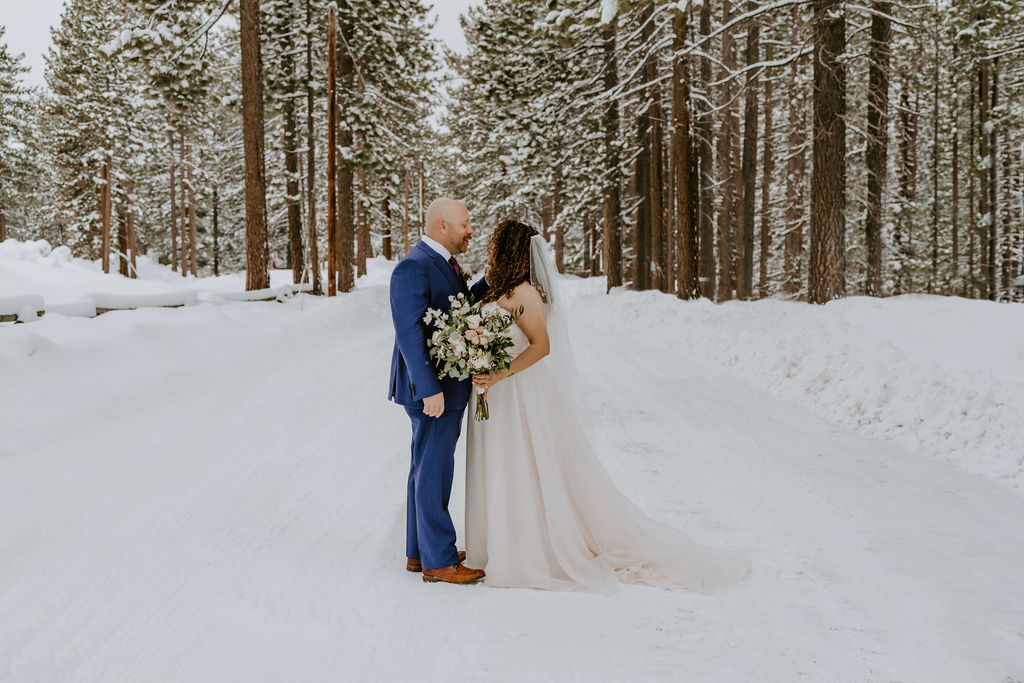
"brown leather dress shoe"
406,551,465,573
421,563,485,585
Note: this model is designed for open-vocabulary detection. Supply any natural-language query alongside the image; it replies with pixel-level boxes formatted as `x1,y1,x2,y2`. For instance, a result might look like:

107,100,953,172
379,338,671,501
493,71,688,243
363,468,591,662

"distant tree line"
1,0,1023,302
0,0,437,292
442,0,1024,303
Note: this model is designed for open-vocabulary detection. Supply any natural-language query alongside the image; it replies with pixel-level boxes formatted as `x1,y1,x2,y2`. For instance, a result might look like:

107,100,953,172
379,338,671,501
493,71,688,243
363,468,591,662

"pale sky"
1,0,479,90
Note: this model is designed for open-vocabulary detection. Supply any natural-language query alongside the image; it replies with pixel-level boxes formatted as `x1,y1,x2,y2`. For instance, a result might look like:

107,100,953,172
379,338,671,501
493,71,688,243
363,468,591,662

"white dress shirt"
419,235,452,262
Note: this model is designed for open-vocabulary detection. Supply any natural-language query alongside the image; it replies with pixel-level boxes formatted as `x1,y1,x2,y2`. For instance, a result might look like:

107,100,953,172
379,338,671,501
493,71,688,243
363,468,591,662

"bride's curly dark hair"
482,218,539,303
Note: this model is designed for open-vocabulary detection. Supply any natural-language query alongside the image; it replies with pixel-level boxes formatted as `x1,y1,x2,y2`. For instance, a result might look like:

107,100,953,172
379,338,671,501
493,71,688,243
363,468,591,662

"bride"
466,219,750,594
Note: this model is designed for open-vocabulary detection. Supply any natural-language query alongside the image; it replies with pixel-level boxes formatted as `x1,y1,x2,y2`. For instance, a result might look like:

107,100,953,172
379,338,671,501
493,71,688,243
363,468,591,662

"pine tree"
0,25,31,243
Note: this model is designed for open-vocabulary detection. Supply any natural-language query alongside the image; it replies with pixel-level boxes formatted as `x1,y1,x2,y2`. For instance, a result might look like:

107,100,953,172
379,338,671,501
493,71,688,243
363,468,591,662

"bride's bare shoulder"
502,281,543,310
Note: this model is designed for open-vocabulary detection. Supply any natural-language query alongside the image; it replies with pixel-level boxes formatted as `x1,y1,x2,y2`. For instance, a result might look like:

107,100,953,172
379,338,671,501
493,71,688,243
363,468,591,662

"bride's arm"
472,282,549,391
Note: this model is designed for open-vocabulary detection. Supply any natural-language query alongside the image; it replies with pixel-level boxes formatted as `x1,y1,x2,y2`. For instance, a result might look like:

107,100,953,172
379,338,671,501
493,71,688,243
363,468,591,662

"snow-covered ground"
2,238,1023,681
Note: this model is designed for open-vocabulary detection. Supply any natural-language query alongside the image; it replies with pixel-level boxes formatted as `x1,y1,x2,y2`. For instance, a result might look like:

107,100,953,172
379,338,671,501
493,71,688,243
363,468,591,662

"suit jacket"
388,240,490,410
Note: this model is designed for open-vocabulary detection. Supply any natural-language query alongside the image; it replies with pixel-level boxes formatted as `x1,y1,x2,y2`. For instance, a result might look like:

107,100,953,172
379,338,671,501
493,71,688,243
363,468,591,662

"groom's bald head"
425,198,473,255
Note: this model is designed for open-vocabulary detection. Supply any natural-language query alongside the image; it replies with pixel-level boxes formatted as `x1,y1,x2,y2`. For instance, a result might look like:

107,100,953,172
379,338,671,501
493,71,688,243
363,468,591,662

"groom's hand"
422,392,445,418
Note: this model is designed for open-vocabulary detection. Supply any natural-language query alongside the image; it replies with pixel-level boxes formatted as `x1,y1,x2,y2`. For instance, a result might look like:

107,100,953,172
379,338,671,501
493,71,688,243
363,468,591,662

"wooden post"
326,4,338,296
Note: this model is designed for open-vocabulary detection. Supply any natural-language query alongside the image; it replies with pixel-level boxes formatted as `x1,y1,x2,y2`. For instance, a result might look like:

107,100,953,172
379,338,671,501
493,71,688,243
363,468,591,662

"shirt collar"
419,234,452,262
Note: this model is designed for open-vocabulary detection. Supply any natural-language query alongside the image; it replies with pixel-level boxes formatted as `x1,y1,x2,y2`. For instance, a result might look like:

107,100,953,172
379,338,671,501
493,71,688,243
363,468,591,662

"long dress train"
465,309,750,594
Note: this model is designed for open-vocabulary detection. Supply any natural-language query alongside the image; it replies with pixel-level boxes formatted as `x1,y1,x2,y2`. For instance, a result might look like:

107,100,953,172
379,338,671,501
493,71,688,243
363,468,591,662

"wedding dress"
464,237,750,594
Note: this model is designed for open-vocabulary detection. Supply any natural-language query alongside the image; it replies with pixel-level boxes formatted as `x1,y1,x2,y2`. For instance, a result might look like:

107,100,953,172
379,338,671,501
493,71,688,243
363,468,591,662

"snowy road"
2,281,1023,682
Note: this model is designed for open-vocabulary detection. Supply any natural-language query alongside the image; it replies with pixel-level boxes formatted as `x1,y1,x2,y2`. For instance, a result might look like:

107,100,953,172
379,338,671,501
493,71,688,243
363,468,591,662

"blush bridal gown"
464,237,750,594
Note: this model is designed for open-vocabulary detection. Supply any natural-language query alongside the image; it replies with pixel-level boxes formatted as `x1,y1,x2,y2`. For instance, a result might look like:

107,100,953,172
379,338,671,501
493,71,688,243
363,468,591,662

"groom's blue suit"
389,239,489,570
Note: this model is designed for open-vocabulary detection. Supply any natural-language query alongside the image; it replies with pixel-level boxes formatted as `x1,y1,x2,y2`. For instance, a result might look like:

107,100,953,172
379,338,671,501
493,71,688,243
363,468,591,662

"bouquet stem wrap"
475,387,489,421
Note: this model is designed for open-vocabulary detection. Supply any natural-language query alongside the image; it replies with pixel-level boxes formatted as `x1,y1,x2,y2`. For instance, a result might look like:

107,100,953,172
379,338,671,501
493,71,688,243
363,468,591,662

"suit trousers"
404,406,463,570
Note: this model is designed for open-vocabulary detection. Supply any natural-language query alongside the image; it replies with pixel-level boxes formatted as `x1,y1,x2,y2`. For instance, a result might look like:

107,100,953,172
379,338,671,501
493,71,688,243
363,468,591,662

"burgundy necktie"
447,256,462,278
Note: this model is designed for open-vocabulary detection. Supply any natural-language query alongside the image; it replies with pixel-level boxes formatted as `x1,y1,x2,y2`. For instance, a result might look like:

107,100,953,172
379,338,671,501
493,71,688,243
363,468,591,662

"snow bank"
0,294,45,318
575,288,1024,494
0,238,304,310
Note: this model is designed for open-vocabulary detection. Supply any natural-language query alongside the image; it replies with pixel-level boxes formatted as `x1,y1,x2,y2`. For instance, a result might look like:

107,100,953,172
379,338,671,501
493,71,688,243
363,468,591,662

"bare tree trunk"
305,0,321,294
241,0,271,291
808,0,847,304
101,150,111,274
952,46,960,293
978,57,990,300
179,130,188,277
968,77,977,298
336,9,355,293
583,213,592,275
169,132,178,273
382,196,392,260
540,194,551,242
738,2,759,300
403,169,410,254
864,1,890,296
326,5,338,296
716,0,737,300
117,207,128,276
553,171,564,272
0,190,6,242
356,157,369,277
759,41,774,299
647,4,666,293
1002,125,1013,295
784,7,806,297
930,20,940,293
212,186,220,276
418,162,425,236
602,23,623,291
285,84,304,285
127,201,137,278
633,111,651,290
673,10,698,299
187,140,197,276
989,59,999,299
667,120,676,292
696,1,715,299
337,138,355,292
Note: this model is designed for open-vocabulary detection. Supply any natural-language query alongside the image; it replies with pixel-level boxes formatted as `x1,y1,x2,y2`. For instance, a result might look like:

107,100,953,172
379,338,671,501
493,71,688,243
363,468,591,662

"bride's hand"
473,368,509,390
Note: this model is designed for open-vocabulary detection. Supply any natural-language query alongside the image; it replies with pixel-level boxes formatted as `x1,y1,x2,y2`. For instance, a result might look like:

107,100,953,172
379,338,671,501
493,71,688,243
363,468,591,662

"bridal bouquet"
423,293,520,421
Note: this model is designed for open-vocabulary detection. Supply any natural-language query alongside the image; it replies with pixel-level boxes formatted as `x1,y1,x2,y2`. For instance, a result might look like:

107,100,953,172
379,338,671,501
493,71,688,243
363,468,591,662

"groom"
388,198,489,585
